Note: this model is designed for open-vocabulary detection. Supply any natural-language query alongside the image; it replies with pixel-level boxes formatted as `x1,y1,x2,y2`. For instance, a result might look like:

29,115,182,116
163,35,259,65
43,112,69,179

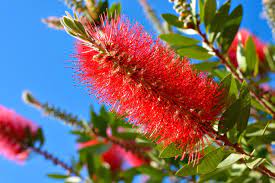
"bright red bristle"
74,16,224,162
0,105,38,163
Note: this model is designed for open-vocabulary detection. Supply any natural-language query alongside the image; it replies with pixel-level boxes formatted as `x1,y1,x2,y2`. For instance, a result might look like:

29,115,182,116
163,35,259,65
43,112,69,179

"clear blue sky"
0,0,272,182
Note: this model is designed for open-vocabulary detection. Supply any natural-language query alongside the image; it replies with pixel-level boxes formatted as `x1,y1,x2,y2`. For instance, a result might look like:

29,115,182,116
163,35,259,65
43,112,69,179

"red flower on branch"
75,16,224,162
228,29,267,67
78,138,145,171
0,105,38,163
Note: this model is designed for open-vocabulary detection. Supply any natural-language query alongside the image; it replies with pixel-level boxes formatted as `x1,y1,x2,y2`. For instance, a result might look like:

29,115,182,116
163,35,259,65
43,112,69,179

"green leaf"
251,99,266,112
193,61,219,71
159,34,199,47
245,157,265,169
79,143,110,154
204,0,216,29
265,46,275,72
245,37,257,73
199,0,205,23
176,148,226,176
162,14,183,28
108,2,121,18
137,166,164,177
219,99,241,133
177,45,213,60
86,153,96,178
159,143,183,158
209,0,231,35
219,74,238,107
236,38,247,72
219,5,243,52
97,0,109,15
63,16,78,32
197,148,227,174
217,153,243,168
237,81,251,132
253,57,259,76
90,106,108,137
47,174,69,179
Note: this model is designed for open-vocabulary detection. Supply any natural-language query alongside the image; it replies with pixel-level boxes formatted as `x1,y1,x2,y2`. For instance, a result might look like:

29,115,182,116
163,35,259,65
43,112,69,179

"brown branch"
29,146,81,178
216,133,275,179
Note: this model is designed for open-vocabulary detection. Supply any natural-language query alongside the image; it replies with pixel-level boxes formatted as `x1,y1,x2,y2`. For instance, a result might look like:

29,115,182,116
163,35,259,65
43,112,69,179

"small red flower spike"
0,105,38,163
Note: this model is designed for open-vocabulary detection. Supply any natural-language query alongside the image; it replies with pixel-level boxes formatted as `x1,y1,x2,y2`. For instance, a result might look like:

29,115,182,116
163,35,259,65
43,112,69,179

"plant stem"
30,146,81,178
216,133,275,179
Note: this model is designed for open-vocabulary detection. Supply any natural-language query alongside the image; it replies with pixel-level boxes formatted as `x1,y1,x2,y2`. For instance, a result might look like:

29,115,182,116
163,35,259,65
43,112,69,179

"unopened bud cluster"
263,0,275,37
169,0,197,29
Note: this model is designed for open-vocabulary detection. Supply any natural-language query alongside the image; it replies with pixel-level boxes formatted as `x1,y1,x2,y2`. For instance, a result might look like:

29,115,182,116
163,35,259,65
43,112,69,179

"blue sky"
0,0,273,182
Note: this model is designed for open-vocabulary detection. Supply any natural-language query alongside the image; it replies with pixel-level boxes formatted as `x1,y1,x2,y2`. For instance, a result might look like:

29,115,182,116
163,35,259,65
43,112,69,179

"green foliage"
160,33,199,47
162,13,184,28
176,147,228,176
158,143,183,158
177,45,213,60
203,0,216,29
26,0,275,182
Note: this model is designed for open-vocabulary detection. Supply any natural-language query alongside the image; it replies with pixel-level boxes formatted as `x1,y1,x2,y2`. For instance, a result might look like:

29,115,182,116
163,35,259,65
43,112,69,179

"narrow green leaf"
159,34,200,47
245,37,257,73
90,106,108,137
199,0,205,23
236,40,247,72
265,46,275,72
198,148,227,174
253,57,259,76
176,148,226,176
193,61,219,71
63,16,78,32
217,153,243,168
251,98,266,112
219,5,243,52
176,164,198,176
219,74,238,107
246,157,265,169
109,2,121,17
86,153,96,178
237,81,251,132
209,0,231,35
47,174,69,179
162,14,183,28
219,99,241,133
137,166,165,177
177,45,213,60
159,143,183,158
204,0,216,29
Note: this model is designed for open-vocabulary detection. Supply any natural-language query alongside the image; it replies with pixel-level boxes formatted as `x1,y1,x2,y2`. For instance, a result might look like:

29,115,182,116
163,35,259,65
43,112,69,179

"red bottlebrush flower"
78,138,145,171
75,16,224,162
102,144,124,171
228,29,267,67
0,105,38,163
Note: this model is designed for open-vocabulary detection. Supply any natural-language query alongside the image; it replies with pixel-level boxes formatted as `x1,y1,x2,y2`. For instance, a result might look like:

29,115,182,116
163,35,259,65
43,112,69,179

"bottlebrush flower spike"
228,29,267,67
0,105,38,163
74,16,224,162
